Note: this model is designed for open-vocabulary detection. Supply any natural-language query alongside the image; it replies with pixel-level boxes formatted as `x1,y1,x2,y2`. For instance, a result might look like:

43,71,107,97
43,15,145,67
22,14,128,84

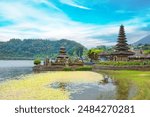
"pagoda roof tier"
113,25,135,56
57,54,69,58
59,51,66,53
111,51,135,55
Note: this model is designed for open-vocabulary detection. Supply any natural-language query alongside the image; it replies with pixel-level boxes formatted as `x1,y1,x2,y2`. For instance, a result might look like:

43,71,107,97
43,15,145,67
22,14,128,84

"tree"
87,48,103,62
75,47,84,58
34,59,41,65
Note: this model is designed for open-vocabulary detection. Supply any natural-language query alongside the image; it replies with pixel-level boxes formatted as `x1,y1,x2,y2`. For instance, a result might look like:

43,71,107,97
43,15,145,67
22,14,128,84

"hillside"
134,35,150,45
0,39,86,60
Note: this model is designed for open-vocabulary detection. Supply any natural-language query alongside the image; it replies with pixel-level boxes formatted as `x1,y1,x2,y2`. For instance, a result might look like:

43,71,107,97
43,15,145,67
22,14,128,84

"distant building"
44,46,83,66
99,52,111,61
129,50,150,61
55,46,69,65
111,25,134,61
57,46,69,60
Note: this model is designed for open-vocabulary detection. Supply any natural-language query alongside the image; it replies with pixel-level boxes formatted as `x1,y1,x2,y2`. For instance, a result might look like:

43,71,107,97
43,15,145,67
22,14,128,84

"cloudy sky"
0,0,150,48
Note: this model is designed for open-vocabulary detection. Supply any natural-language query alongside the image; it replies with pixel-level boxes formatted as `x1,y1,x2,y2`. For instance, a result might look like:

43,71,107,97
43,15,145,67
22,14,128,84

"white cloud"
33,0,62,11
59,0,91,10
0,0,149,48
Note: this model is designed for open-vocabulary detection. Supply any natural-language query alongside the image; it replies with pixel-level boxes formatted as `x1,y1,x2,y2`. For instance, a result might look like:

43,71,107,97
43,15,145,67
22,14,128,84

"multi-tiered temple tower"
53,46,69,65
57,46,69,60
112,25,134,61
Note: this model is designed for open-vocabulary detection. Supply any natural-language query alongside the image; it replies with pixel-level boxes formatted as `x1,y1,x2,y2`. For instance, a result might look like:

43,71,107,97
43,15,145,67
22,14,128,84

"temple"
57,46,68,59
33,46,84,71
52,46,69,65
112,25,134,61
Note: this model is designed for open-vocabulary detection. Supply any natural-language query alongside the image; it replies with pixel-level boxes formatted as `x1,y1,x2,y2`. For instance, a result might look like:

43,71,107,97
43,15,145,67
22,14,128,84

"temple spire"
115,25,129,52
112,25,135,61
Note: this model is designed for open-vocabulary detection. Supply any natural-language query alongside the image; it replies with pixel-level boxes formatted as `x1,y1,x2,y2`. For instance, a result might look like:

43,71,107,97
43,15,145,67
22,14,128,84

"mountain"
0,39,86,60
133,35,150,45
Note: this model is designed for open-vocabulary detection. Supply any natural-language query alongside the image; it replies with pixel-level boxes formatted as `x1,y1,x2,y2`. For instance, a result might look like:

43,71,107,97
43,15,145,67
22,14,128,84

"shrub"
75,66,92,71
34,59,41,65
63,67,73,71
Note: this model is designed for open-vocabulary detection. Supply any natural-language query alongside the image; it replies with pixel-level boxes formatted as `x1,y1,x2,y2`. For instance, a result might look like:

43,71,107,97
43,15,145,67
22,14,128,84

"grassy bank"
102,70,150,100
0,71,103,100
63,66,92,71
98,61,150,66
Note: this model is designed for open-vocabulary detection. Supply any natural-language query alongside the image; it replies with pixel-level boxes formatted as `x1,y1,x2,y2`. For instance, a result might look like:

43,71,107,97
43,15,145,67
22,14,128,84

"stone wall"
33,65,64,71
33,65,84,71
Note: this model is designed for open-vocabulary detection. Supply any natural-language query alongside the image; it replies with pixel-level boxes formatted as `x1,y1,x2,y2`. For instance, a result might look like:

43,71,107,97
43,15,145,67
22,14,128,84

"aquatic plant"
0,71,103,100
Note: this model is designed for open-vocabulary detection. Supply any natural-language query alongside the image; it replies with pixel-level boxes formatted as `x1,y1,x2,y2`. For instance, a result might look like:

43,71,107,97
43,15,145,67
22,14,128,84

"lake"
0,60,34,82
0,60,138,100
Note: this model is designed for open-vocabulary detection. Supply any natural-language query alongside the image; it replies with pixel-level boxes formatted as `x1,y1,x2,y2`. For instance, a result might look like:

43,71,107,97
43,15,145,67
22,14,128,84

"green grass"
63,67,73,71
98,61,150,66
75,66,92,71
63,66,92,71
102,70,150,100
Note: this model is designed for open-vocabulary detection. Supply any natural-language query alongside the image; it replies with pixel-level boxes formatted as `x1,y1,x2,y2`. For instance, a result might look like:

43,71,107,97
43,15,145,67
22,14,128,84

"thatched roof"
111,51,134,55
57,54,68,58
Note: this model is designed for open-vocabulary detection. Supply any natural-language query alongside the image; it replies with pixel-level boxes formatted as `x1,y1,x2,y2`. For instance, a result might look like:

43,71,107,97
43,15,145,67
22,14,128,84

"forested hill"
0,39,86,60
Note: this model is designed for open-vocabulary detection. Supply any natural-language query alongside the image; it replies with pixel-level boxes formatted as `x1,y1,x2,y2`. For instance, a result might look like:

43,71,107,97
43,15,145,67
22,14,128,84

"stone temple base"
33,64,84,72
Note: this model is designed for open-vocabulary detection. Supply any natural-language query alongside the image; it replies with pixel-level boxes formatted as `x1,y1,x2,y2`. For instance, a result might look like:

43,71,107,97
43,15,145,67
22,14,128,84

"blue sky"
0,0,150,48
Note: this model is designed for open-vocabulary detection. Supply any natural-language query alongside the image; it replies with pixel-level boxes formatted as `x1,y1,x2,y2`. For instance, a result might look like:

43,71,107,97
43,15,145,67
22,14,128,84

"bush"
34,59,41,65
63,67,73,71
75,66,92,71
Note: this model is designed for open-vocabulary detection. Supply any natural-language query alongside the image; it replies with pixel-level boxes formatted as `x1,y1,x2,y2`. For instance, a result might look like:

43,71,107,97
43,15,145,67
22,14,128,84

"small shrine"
33,46,84,71
53,46,69,65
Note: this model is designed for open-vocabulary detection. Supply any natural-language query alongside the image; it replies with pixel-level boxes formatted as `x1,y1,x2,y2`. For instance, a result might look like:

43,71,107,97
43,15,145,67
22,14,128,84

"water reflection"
50,74,137,100
50,77,117,100
115,78,137,100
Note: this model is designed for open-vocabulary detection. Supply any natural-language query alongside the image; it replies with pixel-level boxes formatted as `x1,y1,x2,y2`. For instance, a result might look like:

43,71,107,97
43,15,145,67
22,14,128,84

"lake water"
0,60,34,82
50,78,117,100
0,60,136,100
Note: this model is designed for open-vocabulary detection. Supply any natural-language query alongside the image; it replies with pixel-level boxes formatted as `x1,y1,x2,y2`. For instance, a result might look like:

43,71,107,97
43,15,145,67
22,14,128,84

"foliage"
63,66,92,71
34,59,41,65
75,66,92,71
0,39,86,59
87,48,103,61
63,67,73,71
96,45,107,50
98,61,150,66
134,44,150,51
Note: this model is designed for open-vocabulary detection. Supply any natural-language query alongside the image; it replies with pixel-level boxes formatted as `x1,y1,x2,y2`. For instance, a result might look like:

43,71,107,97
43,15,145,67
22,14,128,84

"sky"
0,0,150,48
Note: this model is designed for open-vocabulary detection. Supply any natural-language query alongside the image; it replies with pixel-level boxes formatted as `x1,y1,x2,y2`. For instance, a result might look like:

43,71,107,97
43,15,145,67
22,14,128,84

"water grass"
0,71,103,100
102,70,150,100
